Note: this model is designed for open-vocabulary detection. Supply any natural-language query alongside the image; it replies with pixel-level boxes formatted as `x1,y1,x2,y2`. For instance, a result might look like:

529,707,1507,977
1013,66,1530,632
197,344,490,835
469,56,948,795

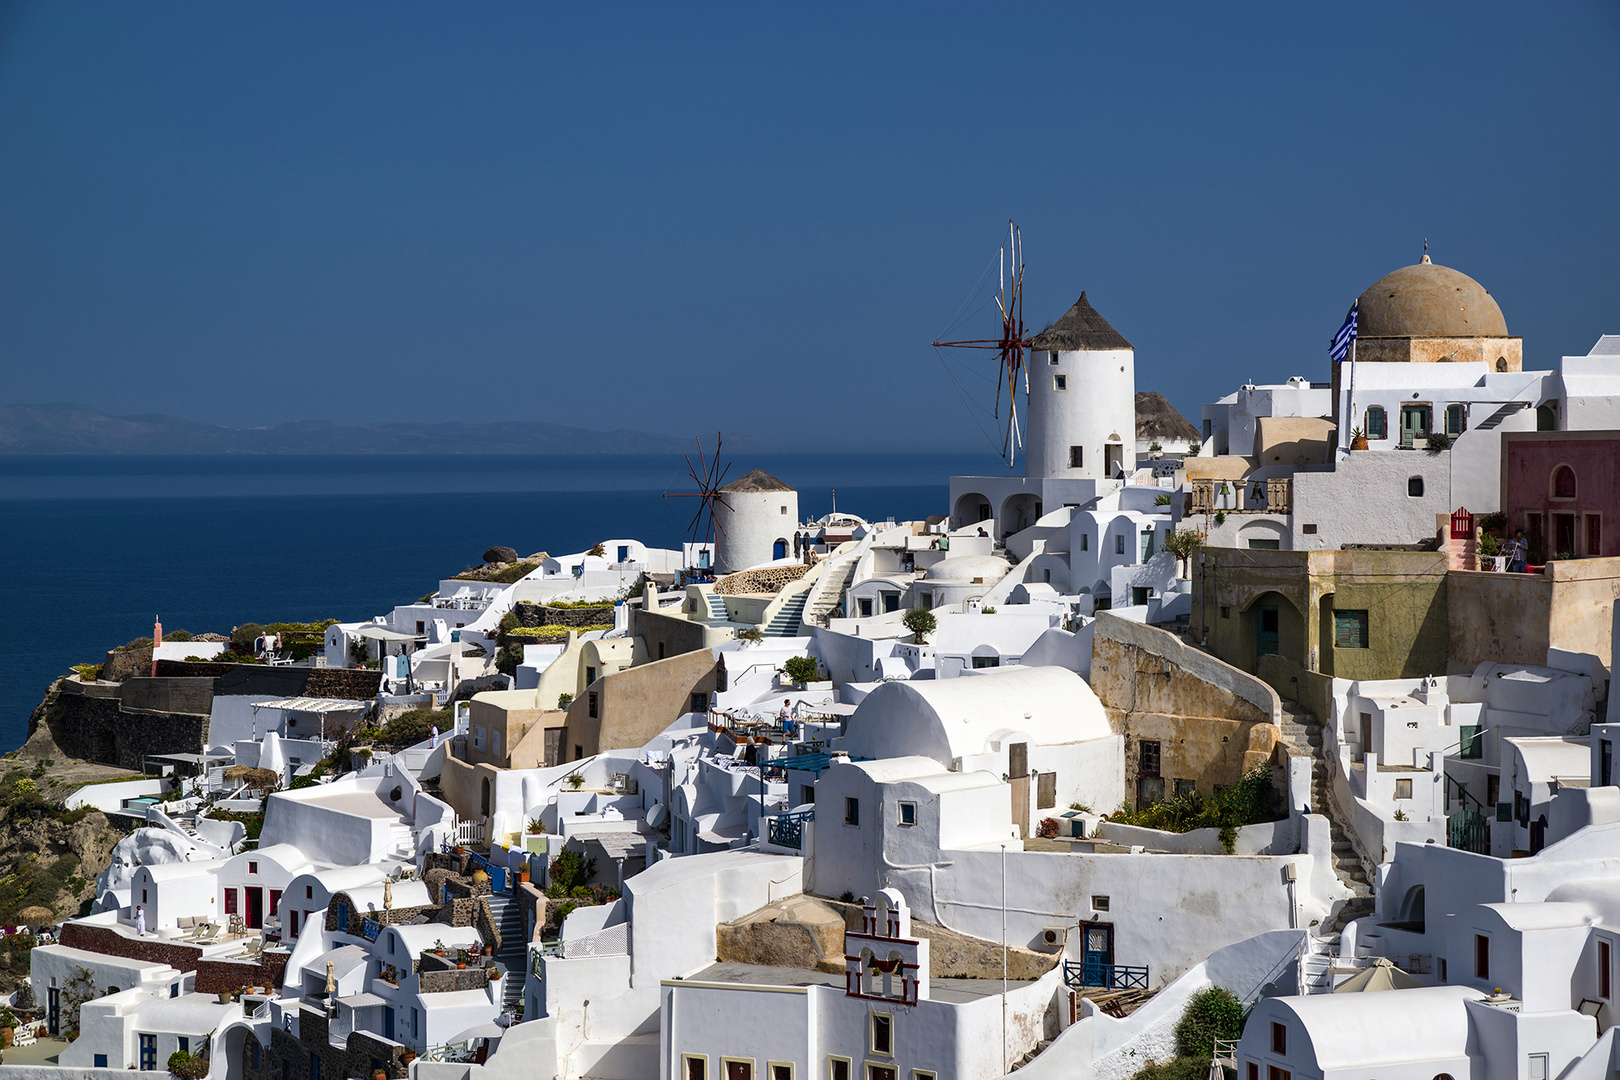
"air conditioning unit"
1041,926,1067,947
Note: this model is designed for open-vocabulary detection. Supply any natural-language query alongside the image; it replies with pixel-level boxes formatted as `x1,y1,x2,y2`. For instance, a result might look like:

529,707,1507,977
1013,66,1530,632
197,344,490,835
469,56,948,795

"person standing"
134,904,146,937
1505,528,1529,573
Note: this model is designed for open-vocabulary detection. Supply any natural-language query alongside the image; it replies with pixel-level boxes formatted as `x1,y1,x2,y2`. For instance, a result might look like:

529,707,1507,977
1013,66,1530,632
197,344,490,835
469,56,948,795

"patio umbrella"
17,906,55,926
1333,956,1427,993
325,961,336,996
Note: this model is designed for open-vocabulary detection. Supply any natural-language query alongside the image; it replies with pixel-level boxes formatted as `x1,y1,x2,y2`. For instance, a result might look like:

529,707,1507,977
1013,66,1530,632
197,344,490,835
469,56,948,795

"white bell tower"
1025,292,1136,482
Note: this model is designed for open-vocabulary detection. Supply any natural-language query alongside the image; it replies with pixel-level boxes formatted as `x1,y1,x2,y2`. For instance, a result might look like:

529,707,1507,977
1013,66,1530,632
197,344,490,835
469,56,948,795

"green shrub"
549,849,596,892
507,625,612,639
71,663,102,681
782,656,821,685
1128,1057,1217,1080
557,693,574,709
1174,985,1244,1057
1108,765,1280,852
230,624,264,652
168,1049,210,1079
374,708,451,750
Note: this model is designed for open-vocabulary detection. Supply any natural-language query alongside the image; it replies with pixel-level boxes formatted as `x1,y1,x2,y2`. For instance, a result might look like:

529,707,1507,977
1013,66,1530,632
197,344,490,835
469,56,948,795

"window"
1408,476,1424,497
1475,933,1490,979
1302,523,1317,534
1365,405,1387,439
472,726,485,749
1267,1070,1290,1080
311,1053,322,1080
1445,404,1466,436
574,745,584,761
95,1055,108,1068
845,797,860,826
1175,779,1197,797
1395,778,1413,799
306,885,313,899
1460,726,1483,759
1080,534,1088,551
585,665,597,685
1069,446,1083,468
898,802,916,826
1054,373,1068,391
415,620,425,635
1270,1021,1287,1054
1529,1055,1548,1080
1139,740,1161,775
178,1037,190,1055
828,1059,851,1080
1050,351,1060,365
1587,514,1603,556
1093,895,1110,911
140,1035,157,1071
1220,606,1230,619
912,1072,935,1080
1247,538,1280,550
690,692,707,714
1333,610,1369,649
1601,939,1612,999
1246,1065,1258,1080
859,598,873,617
1553,465,1576,499
1115,534,1126,555
772,1066,795,1080
588,692,599,718
269,889,281,915
722,1059,754,1080
225,889,238,915
971,655,999,669
870,1013,893,1056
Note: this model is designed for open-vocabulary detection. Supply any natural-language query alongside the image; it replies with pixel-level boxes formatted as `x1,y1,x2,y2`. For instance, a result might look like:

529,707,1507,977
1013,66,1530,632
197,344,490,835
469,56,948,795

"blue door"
1256,605,1280,657
617,546,629,562
774,539,787,560
139,1034,157,1071
1080,922,1114,986
384,1006,394,1040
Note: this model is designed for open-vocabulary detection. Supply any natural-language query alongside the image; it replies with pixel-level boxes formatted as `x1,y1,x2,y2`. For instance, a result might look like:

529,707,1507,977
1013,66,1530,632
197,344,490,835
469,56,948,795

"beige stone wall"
1254,416,1335,468
563,647,720,759
1448,556,1620,678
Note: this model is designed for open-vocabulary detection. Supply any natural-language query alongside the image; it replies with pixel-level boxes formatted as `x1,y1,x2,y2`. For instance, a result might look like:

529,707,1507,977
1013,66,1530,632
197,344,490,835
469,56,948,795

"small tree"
901,608,937,645
1162,528,1204,577
549,848,597,891
782,656,820,686
1173,985,1244,1058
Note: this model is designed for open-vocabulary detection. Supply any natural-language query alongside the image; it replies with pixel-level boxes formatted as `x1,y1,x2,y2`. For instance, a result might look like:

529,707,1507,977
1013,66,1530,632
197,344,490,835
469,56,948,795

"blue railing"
766,808,814,850
1063,959,1149,990
467,852,509,893
360,917,382,942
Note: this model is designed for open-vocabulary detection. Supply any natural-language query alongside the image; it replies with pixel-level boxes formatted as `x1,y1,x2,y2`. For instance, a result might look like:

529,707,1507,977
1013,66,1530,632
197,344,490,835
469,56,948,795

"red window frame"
224,888,238,915
269,890,282,916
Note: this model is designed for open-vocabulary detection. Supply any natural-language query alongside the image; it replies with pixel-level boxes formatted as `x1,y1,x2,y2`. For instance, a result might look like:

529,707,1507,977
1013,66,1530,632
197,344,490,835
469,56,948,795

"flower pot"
456,962,467,970
1350,436,1369,451
1,1027,13,1048
374,1071,388,1080
489,968,501,980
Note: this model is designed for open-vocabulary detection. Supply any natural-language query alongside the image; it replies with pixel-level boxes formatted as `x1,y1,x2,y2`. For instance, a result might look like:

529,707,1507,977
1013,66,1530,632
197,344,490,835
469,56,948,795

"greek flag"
1330,301,1358,363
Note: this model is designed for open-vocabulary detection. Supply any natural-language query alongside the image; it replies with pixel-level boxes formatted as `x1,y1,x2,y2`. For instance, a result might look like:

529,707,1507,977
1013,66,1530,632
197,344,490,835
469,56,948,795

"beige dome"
924,554,1011,583
1357,256,1507,338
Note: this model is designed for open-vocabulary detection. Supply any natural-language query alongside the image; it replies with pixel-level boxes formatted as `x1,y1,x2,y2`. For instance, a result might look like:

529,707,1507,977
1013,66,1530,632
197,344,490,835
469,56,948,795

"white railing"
451,819,486,847
561,921,629,959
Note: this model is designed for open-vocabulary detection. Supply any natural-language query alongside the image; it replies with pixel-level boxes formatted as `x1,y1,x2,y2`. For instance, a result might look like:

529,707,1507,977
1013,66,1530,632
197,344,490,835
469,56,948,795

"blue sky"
1,2,1616,452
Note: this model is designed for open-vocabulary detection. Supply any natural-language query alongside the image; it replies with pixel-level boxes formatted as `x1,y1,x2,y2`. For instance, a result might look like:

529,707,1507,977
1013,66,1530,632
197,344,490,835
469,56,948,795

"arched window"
1365,405,1387,440
1553,465,1576,500
1495,357,1507,372
1408,477,1425,498
1537,403,1557,431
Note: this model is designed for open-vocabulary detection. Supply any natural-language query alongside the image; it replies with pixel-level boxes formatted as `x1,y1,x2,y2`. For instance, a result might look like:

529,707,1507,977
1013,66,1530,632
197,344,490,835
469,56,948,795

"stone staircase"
1011,1038,1053,1070
762,589,810,637
1276,704,1375,939
486,893,526,1007
705,594,729,621
803,553,861,628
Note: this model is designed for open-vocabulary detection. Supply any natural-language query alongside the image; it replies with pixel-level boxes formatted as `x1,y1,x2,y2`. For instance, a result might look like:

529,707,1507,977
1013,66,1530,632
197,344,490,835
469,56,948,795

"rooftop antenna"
932,220,1030,470
663,433,733,571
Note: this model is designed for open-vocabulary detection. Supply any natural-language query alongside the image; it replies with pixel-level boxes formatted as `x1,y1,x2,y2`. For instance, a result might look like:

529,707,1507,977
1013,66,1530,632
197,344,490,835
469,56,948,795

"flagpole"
1346,335,1356,452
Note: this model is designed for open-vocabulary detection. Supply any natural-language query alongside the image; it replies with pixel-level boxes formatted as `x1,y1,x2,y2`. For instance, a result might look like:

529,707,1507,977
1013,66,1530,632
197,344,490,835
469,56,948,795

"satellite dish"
646,803,666,829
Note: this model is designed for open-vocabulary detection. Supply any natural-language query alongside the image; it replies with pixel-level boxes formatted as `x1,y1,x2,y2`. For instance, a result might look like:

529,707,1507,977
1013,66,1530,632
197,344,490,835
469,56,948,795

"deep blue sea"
0,452,1004,753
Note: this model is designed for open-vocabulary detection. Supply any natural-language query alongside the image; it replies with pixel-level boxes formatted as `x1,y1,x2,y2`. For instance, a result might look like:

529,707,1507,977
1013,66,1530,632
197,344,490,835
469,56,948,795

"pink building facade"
1501,431,1620,560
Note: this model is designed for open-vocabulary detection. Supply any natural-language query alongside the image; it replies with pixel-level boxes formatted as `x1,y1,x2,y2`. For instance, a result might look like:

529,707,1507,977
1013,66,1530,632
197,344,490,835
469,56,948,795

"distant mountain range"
0,404,773,455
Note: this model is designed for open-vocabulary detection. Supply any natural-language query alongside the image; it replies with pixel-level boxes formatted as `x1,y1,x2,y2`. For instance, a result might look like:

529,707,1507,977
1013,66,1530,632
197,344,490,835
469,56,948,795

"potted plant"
0,1006,16,1048
432,939,446,956
1349,427,1369,451
567,773,585,790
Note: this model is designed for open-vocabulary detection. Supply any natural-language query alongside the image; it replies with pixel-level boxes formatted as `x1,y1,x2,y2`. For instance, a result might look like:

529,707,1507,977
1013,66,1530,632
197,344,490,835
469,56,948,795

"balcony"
1189,478,1292,515
765,808,814,850
1062,959,1149,990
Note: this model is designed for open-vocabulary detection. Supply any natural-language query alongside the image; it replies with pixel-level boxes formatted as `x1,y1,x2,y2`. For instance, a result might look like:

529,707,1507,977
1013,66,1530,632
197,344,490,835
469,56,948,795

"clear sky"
1,3,1616,452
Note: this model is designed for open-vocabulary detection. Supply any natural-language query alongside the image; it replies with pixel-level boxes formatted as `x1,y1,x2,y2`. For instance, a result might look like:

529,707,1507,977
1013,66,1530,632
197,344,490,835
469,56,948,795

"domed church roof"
1356,255,1508,338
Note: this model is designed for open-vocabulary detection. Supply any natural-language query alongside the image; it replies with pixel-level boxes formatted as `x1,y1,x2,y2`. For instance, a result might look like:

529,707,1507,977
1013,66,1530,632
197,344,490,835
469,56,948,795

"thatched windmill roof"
1135,391,1201,444
1030,292,1133,352
720,468,794,494
223,766,281,791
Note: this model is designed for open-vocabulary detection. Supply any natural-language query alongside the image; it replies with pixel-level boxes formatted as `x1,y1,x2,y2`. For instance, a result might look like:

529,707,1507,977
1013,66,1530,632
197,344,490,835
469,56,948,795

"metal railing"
1062,959,1150,990
359,917,381,942
766,808,814,850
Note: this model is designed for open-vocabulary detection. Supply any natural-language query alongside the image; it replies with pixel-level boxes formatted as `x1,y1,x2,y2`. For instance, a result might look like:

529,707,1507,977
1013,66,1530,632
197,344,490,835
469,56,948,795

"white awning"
357,626,421,642
251,698,368,714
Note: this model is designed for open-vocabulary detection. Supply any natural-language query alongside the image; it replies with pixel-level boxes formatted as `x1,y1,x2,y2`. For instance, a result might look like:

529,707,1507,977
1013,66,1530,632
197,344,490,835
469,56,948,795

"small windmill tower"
1026,292,1136,482
714,469,798,573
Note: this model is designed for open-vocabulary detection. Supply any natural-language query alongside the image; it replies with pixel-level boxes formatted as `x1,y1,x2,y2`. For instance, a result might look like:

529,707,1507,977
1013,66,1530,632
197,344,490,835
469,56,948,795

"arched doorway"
773,538,788,560
953,492,992,531
1001,494,1043,537
1240,591,1304,672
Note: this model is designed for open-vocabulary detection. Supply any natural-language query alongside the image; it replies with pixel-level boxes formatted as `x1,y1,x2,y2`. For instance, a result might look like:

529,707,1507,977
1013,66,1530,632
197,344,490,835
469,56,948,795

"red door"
245,887,263,929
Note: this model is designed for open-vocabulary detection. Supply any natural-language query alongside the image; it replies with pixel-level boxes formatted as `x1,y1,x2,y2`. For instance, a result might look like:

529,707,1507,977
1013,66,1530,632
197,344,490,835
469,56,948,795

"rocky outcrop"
713,561,813,596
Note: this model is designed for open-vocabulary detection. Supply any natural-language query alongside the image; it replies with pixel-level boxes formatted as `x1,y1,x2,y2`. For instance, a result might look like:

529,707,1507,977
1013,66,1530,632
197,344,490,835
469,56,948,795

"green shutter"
1333,610,1369,649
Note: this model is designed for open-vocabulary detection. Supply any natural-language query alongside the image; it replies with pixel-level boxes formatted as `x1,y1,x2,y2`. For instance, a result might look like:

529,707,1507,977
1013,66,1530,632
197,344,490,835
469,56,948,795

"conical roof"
1030,291,1133,352
720,468,795,494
